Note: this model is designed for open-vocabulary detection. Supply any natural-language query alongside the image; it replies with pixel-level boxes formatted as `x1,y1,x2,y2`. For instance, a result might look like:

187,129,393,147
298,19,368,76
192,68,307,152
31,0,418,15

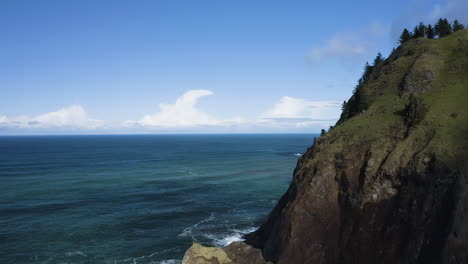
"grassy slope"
314,29,468,169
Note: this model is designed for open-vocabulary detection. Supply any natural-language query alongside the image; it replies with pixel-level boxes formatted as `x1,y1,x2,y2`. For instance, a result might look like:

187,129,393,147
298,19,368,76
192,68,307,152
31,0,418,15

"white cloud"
0,115,9,124
1,93,343,133
134,90,243,128
0,105,103,129
257,96,341,130
261,96,341,120
309,22,390,63
126,92,341,132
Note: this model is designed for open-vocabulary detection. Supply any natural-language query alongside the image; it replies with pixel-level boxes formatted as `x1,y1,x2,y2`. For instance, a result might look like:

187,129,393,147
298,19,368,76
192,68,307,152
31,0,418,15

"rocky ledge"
182,242,271,264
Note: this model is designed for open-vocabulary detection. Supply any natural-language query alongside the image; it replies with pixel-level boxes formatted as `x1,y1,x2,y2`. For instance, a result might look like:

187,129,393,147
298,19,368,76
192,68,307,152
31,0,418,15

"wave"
65,251,87,257
178,213,257,248
154,259,181,264
178,213,216,240
127,246,183,264
200,227,258,247
293,153,302,156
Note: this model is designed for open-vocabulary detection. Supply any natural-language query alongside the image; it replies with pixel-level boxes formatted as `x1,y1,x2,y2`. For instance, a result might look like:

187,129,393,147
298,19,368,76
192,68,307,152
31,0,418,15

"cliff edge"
184,29,468,264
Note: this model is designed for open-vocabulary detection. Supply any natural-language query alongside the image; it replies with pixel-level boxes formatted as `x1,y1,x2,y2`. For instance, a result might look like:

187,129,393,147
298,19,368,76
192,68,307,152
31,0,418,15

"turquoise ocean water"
0,134,316,263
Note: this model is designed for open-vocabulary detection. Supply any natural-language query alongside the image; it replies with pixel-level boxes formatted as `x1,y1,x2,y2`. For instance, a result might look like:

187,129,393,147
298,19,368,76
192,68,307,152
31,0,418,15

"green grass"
308,29,468,169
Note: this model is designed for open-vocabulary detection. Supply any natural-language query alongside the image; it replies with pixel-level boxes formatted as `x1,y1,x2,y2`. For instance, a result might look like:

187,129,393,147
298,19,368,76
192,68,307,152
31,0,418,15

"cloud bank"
258,96,341,130
0,105,103,130
1,91,342,134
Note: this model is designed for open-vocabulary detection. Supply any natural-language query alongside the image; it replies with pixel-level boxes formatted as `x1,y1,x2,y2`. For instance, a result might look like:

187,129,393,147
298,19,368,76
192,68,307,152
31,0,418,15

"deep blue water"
0,134,316,264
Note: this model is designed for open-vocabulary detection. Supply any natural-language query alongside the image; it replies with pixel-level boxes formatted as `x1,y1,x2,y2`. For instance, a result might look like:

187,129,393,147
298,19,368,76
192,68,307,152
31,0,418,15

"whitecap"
207,227,258,247
178,213,216,240
293,153,302,156
156,260,181,264
216,233,243,247
65,251,87,257
129,247,182,264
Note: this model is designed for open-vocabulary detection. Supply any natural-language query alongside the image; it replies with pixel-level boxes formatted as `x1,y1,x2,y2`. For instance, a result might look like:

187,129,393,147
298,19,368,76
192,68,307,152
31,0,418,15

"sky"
1,0,467,134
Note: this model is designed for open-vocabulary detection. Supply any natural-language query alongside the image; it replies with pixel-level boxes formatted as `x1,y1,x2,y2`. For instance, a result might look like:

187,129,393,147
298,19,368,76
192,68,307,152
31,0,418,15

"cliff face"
244,30,468,264
182,30,468,264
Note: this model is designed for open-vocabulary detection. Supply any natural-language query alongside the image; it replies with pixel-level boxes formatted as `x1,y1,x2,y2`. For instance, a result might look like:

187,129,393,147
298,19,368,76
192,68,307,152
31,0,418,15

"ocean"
0,134,316,264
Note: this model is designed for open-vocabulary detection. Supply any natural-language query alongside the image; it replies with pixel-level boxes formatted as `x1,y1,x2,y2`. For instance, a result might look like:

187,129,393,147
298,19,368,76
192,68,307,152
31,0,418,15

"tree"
412,26,419,38
412,22,426,38
321,129,326,136
399,28,412,44
452,19,465,31
373,52,384,66
435,18,452,37
426,24,435,39
341,101,347,111
362,62,373,83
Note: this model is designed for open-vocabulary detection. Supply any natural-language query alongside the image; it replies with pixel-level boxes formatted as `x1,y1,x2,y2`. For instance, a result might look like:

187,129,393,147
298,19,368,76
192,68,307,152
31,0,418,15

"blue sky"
1,0,467,134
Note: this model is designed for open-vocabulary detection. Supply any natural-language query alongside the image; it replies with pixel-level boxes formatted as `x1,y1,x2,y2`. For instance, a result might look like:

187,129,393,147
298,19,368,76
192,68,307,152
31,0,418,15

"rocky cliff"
183,29,468,264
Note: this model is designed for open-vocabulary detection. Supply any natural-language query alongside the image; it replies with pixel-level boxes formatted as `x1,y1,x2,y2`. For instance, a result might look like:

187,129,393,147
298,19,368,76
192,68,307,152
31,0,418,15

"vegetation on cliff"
243,28,468,263
183,23,468,264
399,18,466,44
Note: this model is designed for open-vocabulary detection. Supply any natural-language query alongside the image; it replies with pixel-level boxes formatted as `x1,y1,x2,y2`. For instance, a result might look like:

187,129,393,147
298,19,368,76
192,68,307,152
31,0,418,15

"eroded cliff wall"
244,30,468,264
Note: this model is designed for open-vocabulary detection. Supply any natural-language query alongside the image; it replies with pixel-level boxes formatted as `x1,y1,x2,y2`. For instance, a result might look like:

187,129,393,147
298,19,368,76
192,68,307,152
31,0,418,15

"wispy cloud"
429,0,468,21
259,96,341,129
391,0,468,40
309,32,368,62
308,22,390,63
261,96,341,119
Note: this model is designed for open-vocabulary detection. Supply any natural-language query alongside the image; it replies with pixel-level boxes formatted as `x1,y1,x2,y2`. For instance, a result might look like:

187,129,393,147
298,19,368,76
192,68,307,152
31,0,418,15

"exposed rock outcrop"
182,243,233,264
182,242,271,264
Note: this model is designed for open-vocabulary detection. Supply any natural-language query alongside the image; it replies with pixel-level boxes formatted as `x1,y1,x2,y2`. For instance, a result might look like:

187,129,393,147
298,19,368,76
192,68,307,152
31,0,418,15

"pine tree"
412,26,419,38
443,18,453,36
341,101,347,111
452,19,465,31
412,22,426,38
373,52,384,66
362,62,373,83
435,18,452,37
418,22,426,37
399,28,412,44
426,24,435,39
320,129,326,136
